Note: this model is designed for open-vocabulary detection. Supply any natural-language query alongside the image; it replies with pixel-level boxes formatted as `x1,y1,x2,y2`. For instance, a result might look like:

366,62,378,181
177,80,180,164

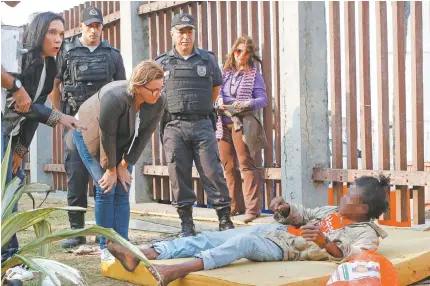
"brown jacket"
75,90,106,164
264,204,388,263
221,107,268,156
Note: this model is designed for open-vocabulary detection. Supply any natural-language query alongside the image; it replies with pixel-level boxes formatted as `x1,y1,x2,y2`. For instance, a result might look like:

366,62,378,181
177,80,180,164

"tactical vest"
62,38,113,113
161,49,213,115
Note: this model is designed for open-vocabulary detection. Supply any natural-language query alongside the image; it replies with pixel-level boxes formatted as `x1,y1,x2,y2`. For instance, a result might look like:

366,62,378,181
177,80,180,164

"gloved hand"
232,100,252,112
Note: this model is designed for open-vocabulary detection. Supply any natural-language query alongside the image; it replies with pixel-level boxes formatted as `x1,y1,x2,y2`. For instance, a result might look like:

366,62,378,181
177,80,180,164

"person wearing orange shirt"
107,176,390,285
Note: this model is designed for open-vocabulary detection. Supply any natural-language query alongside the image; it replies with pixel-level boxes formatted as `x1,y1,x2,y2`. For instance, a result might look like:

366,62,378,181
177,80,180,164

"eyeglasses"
142,85,162,97
234,48,248,56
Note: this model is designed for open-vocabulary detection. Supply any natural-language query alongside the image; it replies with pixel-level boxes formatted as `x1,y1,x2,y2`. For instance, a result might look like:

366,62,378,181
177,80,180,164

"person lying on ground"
107,175,390,285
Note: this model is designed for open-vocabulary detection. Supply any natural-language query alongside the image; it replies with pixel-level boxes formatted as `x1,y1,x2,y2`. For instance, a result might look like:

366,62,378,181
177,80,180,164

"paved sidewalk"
40,191,430,228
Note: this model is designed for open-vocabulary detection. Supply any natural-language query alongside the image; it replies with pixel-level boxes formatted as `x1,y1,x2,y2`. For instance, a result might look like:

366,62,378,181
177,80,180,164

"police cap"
81,6,103,25
171,13,196,30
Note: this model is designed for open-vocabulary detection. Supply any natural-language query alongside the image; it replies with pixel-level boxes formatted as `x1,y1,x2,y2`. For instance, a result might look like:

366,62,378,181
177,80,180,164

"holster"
209,108,217,131
159,110,172,144
62,83,91,116
61,97,73,116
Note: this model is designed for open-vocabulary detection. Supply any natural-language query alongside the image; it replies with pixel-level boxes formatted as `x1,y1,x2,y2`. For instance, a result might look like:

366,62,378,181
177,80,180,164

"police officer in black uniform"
49,6,126,248
156,14,234,237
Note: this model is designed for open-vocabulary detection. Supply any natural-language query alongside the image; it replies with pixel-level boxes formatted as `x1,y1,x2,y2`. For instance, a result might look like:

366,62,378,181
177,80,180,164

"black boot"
61,212,86,249
177,206,196,237
217,207,235,231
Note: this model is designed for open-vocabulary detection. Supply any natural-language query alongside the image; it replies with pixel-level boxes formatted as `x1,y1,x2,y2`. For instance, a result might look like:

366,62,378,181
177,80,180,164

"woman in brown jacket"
70,61,166,260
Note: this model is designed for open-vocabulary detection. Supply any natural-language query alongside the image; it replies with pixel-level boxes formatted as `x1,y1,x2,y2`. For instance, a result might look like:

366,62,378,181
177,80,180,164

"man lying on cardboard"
107,175,389,285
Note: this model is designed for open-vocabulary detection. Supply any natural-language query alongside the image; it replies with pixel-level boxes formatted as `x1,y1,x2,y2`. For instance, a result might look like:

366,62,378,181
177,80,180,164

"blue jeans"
153,224,285,270
72,130,133,249
1,120,25,262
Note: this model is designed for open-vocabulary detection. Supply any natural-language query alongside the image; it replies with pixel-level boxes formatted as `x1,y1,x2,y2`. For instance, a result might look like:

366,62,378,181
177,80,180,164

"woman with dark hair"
215,35,268,223
1,12,84,284
2,12,85,177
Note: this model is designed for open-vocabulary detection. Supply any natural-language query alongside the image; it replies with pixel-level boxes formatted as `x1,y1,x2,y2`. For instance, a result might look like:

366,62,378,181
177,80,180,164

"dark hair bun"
378,175,390,188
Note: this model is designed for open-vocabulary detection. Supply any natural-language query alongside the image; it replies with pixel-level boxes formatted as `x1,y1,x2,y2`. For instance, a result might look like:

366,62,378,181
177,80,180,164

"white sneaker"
5,265,34,281
100,248,115,262
41,276,56,286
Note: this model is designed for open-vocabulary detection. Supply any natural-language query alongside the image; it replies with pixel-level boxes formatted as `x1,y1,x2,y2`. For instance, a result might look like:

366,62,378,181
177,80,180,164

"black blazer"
2,55,59,157
97,80,166,169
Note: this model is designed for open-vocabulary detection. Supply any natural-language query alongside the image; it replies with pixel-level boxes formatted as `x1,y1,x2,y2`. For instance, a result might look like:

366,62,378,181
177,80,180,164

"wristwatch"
7,78,23,93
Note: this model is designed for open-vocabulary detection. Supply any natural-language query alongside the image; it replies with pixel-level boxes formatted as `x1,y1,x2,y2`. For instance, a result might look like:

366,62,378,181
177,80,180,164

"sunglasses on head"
234,48,248,56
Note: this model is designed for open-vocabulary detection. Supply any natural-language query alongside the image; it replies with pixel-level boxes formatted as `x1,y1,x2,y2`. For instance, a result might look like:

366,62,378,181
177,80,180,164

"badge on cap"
197,66,207,76
181,16,190,22
89,9,98,16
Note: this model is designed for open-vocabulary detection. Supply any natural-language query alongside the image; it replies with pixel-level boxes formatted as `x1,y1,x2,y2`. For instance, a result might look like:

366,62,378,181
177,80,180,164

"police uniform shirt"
156,47,223,88
78,37,98,52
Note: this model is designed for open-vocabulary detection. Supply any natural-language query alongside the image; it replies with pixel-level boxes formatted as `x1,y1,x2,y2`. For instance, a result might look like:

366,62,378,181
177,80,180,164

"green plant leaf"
2,226,160,282
22,183,52,193
2,181,51,220
26,192,36,209
1,137,12,198
33,220,51,257
1,207,85,248
1,177,22,220
14,254,87,286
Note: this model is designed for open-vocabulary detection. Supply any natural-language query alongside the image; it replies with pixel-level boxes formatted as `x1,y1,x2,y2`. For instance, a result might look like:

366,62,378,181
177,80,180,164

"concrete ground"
46,191,430,228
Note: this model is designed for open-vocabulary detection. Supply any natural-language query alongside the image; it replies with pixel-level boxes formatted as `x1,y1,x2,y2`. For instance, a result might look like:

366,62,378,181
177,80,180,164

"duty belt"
171,113,210,121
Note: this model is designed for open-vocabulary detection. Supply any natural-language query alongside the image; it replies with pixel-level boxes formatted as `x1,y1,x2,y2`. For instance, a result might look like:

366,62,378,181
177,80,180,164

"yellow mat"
102,228,430,286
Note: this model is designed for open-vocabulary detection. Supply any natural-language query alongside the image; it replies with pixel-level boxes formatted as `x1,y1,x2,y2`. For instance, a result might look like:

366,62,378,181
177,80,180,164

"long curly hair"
223,35,262,72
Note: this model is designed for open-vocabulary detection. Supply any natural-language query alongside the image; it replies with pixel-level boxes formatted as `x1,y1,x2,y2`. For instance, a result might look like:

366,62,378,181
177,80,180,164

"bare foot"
150,258,204,286
152,264,181,286
107,241,140,272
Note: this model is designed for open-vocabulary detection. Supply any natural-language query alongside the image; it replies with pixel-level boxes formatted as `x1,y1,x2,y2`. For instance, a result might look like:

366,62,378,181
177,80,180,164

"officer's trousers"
63,128,89,228
163,119,231,210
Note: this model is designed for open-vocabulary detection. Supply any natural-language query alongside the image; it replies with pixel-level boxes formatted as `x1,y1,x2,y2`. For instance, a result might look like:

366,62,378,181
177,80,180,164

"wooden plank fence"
44,1,121,194
313,1,427,225
138,1,282,209
30,1,428,222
